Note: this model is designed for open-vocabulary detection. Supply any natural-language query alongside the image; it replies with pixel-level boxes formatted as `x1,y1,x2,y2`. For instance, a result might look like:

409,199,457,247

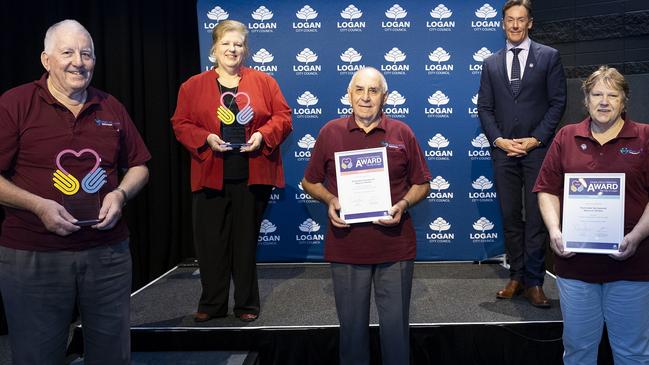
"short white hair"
43,19,95,56
347,67,388,94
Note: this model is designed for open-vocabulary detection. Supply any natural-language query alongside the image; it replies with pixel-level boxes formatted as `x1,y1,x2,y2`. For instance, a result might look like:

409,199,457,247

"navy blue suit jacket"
477,40,566,160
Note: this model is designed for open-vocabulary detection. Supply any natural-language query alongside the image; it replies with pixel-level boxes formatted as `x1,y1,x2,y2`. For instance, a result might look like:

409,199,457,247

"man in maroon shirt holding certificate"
302,67,430,365
0,20,150,364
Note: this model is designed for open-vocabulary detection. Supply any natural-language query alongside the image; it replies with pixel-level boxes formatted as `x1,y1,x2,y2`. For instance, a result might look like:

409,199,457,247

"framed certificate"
334,147,392,224
562,173,625,254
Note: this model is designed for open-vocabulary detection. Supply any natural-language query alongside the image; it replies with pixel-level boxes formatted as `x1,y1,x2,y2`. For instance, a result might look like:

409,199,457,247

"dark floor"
130,262,562,329
0,263,562,364
0,335,9,365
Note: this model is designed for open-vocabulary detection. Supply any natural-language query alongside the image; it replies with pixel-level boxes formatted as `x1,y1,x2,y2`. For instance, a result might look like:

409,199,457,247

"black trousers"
492,153,548,287
192,181,271,316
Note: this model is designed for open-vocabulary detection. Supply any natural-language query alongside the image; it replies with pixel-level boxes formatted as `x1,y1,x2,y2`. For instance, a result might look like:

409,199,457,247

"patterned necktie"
510,48,522,95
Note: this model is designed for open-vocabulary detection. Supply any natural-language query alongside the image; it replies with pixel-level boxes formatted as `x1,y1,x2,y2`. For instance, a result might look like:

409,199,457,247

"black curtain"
0,0,200,294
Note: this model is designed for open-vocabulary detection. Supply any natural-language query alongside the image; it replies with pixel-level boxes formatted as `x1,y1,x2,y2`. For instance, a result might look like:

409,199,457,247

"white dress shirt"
506,37,531,81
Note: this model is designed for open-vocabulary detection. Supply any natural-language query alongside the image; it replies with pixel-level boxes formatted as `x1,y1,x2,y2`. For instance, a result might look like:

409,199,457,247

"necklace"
218,82,239,109
217,81,240,125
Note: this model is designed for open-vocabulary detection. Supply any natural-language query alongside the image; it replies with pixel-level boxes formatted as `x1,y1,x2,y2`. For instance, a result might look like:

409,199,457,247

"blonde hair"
582,65,629,111
210,20,249,64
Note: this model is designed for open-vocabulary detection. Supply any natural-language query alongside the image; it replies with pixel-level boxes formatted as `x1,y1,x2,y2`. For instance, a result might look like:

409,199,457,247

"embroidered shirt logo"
381,141,405,149
620,147,642,155
95,118,119,128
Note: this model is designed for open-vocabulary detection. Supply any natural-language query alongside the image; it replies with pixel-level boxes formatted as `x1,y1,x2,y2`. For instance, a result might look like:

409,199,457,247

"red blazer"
172,67,292,191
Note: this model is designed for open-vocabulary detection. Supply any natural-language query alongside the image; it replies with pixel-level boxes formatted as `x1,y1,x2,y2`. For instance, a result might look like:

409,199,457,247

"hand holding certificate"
334,147,392,224
562,173,625,254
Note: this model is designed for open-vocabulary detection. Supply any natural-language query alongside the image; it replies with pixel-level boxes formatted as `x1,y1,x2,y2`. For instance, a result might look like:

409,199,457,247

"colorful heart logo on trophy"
217,92,254,126
53,148,107,195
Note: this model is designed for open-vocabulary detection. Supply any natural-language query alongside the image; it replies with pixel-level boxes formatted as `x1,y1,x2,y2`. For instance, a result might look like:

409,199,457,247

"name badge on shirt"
95,118,121,131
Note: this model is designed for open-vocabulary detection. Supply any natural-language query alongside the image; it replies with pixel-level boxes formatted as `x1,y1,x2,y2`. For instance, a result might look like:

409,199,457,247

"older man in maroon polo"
0,20,150,364
302,67,431,365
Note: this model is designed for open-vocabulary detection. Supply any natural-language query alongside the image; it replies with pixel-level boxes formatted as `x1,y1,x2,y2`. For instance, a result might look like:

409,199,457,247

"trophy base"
63,193,101,226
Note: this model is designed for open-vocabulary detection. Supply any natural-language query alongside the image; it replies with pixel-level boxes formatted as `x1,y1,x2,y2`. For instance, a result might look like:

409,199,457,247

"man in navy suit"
478,0,566,308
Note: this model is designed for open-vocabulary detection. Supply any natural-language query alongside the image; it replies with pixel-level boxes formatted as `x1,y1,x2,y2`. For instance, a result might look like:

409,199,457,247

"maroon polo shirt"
0,74,151,251
533,118,649,282
304,114,431,264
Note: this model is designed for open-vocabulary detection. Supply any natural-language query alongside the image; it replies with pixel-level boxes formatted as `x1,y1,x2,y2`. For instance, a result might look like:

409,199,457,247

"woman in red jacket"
171,20,292,322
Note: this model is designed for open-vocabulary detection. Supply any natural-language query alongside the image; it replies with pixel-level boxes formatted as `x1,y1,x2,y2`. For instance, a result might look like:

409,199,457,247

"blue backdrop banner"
196,0,506,262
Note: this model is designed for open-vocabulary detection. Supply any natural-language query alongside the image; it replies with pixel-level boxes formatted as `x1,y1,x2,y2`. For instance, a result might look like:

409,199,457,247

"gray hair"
347,67,388,94
43,19,95,56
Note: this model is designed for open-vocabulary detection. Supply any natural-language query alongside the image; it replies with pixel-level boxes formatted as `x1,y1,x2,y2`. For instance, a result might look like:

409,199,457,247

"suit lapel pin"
529,63,534,68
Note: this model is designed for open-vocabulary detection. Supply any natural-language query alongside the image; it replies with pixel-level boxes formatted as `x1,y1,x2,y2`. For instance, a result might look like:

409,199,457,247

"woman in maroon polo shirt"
534,66,649,364
171,20,292,322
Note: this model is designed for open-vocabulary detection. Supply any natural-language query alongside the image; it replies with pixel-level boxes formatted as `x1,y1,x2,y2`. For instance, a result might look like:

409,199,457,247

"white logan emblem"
251,6,273,21
473,47,493,62
386,91,406,106
428,91,450,106
384,48,406,63
340,48,362,63
385,4,407,20
298,135,316,149
297,92,319,107
207,6,228,21
296,48,318,64
429,47,451,63
296,5,318,20
471,134,490,148
430,4,452,20
252,49,273,64
259,219,277,234
430,218,451,232
341,5,363,20
299,219,320,233
475,4,497,19
473,217,495,232
472,176,493,191
430,176,450,191
428,134,450,149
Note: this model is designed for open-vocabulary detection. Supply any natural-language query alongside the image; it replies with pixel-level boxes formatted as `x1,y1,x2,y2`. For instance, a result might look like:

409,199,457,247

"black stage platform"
67,262,614,364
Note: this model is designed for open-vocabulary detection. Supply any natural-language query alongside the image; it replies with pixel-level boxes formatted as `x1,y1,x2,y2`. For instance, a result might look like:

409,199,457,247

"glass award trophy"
53,148,107,226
